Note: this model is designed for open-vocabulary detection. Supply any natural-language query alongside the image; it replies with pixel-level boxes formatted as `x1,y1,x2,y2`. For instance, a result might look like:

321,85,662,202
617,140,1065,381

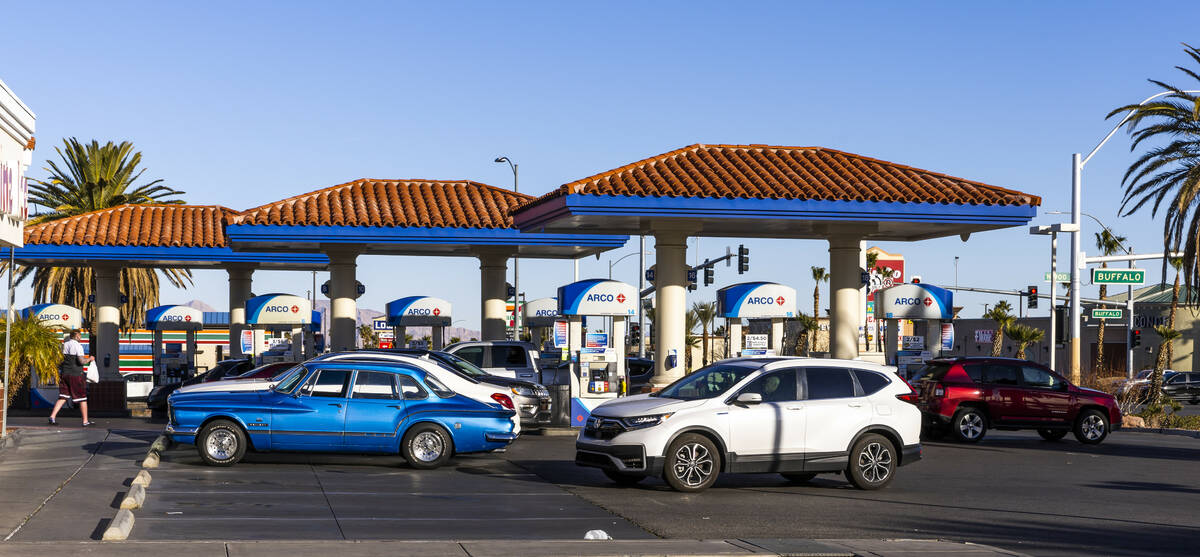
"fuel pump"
716,282,797,356
244,293,312,365
557,279,636,426
386,296,451,350
146,305,203,385
874,283,954,379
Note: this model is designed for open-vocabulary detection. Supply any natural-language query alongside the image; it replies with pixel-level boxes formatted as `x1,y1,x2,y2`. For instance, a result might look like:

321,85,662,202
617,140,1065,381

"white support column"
327,249,360,352
227,266,254,358
478,249,510,341
771,318,784,355
652,227,689,386
94,266,122,381
828,237,862,360
728,319,742,357
886,318,900,365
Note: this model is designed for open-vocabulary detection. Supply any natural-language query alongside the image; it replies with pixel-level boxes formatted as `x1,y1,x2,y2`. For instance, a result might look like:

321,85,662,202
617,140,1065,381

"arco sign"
386,296,452,327
717,282,797,319
874,284,953,320
558,279,637,316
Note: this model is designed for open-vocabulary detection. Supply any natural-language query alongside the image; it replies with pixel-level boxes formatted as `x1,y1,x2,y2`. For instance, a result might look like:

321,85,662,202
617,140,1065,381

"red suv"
913,357,1121,445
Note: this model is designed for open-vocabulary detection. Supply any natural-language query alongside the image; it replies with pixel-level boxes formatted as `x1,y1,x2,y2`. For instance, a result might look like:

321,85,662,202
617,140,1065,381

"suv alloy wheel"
951,407,987,443
846,434,896,490
1073,409,1109,445
664,434,720,492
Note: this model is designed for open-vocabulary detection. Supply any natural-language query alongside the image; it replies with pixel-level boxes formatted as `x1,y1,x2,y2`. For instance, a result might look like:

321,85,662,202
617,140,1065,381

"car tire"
950,407,988,443
603,470,646,485
402,423,454,469
781,472,818,483
664,434,721,492
846,434,897,490
196,419,247,467
1073,409,1109,445
1037,428,1069,441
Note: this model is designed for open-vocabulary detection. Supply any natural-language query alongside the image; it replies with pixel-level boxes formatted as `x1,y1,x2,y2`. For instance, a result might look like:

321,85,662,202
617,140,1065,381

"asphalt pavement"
2,416,1197,556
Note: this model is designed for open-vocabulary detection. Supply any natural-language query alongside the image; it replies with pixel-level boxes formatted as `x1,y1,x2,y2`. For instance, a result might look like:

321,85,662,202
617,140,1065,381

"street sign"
645,269,655,282
1091,309,1124,319
1043,272,1070,282
686,269,697,283
1092,268,1145,285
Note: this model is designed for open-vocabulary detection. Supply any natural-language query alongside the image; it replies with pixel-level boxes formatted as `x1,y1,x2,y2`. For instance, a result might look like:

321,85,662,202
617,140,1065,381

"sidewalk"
0,539,1030,556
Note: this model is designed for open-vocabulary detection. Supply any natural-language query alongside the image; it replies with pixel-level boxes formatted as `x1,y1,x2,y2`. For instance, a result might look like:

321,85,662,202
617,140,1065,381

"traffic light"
1132,329,1142,348
737,244,750,274
629,323,640,345
1027,285,1038,309
1054,306,1068,344
703,266,714,286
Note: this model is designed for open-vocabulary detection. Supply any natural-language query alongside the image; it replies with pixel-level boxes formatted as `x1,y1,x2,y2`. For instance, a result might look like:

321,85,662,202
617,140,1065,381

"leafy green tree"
1005,324,1045,360
12,139,189,327
357,324,379,348
983,301,1015,356
0,315,63,407
1150,326,1182,405
1109,44,1200,297
1093,229,1127,373
691,301,717,366
810,266,829,352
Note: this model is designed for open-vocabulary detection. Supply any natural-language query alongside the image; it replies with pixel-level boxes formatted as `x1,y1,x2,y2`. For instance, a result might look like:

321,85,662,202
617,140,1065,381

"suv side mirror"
735,393,762,405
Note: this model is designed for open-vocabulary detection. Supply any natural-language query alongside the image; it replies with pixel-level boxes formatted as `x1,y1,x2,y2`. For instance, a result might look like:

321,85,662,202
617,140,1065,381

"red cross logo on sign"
616,294,626,303
291,305,299,313
923,297,933,307
433,308,441,316
776,296,785,305
184,315,192,321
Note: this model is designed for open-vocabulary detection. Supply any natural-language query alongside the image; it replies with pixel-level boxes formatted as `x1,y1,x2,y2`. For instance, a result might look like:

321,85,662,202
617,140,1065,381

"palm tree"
684,308,701,371
1109,44,1200,296
357,324,378,348
810,266,829,352
691,301,717,366
12,138,189,328
0,315,63,407
1093,229,1128,373
983,301,1015,357
1166,257,1184,365
1006,324,1045,360
789,312,819,356
1149,326,1182,405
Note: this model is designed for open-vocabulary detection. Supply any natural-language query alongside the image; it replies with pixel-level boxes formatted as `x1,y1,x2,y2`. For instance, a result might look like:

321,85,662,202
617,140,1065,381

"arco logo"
585,293,615,302
746,296,776,305
616,294,626,303
432,308,441,316
407,308,432,316
776,296,785,305
923,297,933,307
534,309,558,317
264,305,293,313
291,305,300,313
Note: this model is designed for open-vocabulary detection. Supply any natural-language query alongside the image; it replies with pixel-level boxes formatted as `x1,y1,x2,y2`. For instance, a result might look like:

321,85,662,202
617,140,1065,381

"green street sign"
1091,309,1123,319
1092,268,1145,285
1043,272,1070,282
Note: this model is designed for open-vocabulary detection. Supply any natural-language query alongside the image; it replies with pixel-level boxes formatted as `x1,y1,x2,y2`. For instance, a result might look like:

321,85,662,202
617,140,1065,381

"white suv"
575,357,922,492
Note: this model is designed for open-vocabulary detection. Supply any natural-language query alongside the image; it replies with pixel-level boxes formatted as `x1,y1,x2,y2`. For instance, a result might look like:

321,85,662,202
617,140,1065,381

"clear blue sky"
3,1,1198,329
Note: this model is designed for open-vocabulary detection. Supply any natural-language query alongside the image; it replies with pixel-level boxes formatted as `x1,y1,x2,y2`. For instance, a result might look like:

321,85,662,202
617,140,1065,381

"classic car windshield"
273,366,309,394
433,352,487,380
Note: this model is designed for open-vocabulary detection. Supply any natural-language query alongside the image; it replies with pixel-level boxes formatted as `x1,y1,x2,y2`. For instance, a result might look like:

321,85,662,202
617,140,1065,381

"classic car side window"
352,371,398,400
423,374,456,398
274,367,310,394
397,375,428,400
300,369,351,398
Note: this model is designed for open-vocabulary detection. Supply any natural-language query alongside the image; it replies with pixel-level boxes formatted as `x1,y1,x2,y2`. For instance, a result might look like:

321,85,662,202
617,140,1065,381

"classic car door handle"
328,403,342,408
387,405,403,409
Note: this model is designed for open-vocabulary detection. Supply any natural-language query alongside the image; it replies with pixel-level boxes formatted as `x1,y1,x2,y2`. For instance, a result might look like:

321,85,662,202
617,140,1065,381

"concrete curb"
120,484,146,510
1120,426,1200,439
131,469,152,487
0,428,21,453
142,450,160,468
101,509,135,540
150,434,168,452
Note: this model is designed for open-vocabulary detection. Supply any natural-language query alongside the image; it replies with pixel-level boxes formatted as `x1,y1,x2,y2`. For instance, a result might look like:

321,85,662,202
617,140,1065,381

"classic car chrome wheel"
412,431,444,462
402,423,453,469
205,429,238,461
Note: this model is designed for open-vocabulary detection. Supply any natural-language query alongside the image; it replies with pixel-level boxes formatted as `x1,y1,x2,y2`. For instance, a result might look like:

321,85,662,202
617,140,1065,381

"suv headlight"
621,413,673,430
511,386,534,397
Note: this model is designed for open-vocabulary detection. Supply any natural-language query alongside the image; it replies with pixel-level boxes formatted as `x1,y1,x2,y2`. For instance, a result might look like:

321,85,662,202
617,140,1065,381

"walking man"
48,329,94,426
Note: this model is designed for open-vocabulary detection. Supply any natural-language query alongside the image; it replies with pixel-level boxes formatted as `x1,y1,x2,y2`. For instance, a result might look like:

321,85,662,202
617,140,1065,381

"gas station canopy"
513,144,1039,240
22,303,81,330
245,293,312,330
716,282,797,319
227,179,627,258
386,296,452,327
558,279,637,316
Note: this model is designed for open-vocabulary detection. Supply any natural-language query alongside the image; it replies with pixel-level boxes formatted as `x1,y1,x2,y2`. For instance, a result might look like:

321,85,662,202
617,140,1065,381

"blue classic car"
165,359,518,468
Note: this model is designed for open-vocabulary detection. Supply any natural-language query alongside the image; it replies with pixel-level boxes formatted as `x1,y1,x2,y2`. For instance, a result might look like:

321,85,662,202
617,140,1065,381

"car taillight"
933,384,945,398
491,393,514,409
896,388,920,404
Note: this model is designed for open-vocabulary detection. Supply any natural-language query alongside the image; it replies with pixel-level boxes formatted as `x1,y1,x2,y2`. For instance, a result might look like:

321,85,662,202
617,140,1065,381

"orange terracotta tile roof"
517,144,1041,211
235,179,529,228
24,204,238,248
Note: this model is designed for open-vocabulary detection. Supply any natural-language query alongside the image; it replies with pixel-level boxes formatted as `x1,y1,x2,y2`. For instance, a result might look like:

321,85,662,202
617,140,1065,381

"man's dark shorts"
58,375,87,403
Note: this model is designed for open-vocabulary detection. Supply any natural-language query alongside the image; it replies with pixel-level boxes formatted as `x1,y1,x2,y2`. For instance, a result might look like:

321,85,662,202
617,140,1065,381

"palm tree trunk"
1168,274,1180,364
812,286,820,352
702,323,710,367
1017,342,1028,359
1151,345,1168,406
991,325,1003,357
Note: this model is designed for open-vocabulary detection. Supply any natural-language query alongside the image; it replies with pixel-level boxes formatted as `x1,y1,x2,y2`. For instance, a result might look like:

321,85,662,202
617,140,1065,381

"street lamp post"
495,156,519,340
1067,89,1200,383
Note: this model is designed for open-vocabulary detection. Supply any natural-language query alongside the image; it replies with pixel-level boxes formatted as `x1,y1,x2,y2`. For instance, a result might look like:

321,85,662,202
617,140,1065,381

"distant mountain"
312,300,384,327
183,299,217,312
